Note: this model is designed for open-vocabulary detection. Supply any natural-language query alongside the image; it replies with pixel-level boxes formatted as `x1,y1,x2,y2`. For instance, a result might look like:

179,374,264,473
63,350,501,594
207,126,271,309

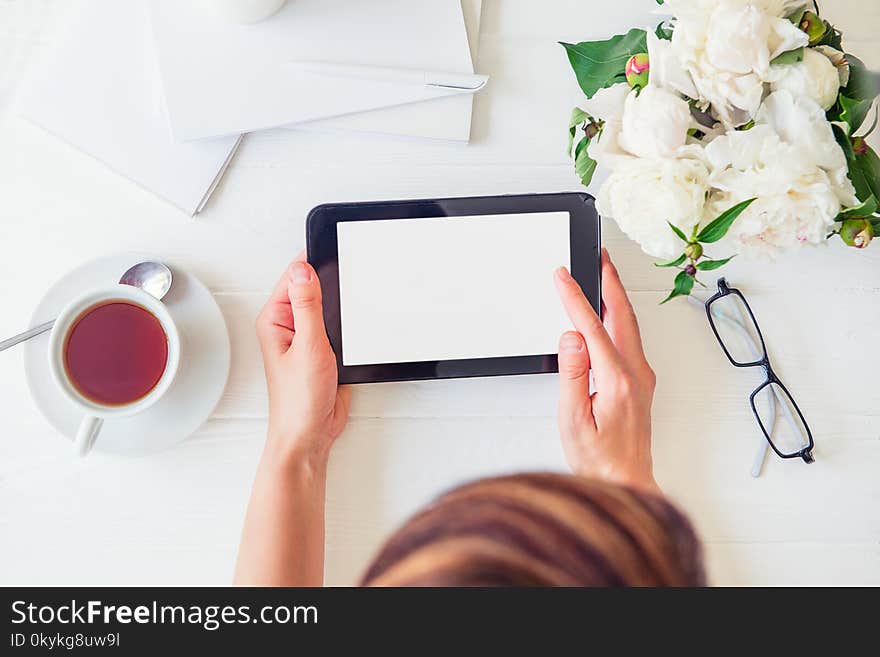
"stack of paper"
19,1,241,216
148,0,481,142
294,0,483,141
19,0,484,215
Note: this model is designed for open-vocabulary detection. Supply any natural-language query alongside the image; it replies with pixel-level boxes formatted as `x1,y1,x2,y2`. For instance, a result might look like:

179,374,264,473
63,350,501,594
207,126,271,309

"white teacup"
48,285,180,457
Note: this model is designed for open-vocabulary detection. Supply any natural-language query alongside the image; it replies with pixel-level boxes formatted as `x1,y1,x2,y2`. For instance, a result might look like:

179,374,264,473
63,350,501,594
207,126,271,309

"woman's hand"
255,252,351,469
554,249,658,492
235,253,350,586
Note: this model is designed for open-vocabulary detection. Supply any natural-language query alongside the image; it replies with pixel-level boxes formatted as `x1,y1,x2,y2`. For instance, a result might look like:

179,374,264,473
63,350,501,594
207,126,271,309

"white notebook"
292,0,483,142
148,0,477,141
19,1,240,216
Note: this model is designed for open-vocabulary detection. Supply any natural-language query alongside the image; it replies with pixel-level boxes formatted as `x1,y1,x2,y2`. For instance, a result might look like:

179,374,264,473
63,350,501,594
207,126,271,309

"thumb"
287,260,328,345
558,331,592,422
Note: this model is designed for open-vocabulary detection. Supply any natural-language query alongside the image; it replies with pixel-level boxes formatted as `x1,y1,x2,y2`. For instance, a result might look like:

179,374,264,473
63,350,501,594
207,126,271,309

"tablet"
306,193,601,384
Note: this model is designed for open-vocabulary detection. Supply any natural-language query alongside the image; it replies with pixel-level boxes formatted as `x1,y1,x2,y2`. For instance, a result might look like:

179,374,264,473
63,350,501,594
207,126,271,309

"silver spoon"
0,261,173,352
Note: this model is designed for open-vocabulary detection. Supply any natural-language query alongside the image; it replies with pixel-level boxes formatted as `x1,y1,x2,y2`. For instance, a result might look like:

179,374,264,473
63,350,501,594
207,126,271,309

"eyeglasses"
704,278,815,464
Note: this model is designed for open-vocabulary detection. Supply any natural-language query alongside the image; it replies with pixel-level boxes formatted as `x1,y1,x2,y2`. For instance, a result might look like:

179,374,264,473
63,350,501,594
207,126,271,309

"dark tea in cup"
63,301,169,406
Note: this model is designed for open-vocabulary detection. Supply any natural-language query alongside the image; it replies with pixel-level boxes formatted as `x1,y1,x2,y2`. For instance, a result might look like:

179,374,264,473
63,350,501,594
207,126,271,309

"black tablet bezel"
306,192,601,384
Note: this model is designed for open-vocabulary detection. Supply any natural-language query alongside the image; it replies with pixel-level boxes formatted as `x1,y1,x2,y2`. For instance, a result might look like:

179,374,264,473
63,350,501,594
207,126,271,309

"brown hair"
361,473,704,587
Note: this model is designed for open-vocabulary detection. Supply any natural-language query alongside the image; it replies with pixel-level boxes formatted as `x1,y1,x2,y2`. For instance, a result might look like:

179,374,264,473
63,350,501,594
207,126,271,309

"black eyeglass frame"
704,278,815,464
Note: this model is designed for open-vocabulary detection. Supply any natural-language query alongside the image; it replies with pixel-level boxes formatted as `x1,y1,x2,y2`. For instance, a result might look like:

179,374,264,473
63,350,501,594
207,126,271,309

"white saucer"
24,254,231,456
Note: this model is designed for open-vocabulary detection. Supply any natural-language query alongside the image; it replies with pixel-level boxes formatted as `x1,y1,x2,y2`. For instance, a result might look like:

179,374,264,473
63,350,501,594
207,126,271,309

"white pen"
287,61,488,91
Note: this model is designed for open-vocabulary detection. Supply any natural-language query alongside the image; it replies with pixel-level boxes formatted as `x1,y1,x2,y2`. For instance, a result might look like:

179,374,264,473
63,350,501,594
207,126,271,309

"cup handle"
74,416,103,457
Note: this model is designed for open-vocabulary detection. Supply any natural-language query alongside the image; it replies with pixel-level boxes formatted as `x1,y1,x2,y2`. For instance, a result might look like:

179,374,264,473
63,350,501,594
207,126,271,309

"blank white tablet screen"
336,212,571,366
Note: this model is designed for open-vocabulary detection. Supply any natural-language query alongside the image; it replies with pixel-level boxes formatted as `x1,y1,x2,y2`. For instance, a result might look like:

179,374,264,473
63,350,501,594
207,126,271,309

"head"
361,473,704,586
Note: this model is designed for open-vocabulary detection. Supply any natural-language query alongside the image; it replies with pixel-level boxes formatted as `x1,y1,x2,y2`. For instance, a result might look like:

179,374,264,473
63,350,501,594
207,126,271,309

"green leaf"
854,145,880,202
817,25,842,50
849,158,875,202
839,95,874,134
667,221,688,243
574,136,597,186
696,198,757,243
770,47,804,66
696,255,735,271
834,123,880,202
833,122,856,159
787,7,806,26
567,107,588,156
560,29,647,99
838,195,879,220
655,253,686,268
655,21,673,41
660,271,695,304
862,106,879,137
844,54,879,101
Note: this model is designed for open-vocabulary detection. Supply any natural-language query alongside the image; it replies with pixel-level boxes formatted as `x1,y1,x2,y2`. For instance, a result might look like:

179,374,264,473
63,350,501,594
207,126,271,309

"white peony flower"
584,83,697,169
759,89,856,205
814,45,850,88
664,0,808,125
662,0,809,17
580,82,629,125
581,83,634,170
646,31,699,99
619,85,694,158
704,90,856,257
769,47,841,110
597,155,711,259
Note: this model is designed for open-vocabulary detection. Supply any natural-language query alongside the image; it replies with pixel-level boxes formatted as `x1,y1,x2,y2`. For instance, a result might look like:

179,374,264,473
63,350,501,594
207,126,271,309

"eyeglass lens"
708,292,764,365
751,381,811,456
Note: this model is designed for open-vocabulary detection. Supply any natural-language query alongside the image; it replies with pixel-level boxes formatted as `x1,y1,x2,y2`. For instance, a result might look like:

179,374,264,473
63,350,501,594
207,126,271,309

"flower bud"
625,53,650,89
684,242,703,260
584,120,602,139
840,218,873,248
799,11,827,45
684,264,697,277
852,137,868,156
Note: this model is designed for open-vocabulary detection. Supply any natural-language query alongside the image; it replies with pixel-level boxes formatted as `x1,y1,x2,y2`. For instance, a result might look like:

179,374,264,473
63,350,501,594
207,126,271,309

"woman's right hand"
255,253,350,469
553,249,659,492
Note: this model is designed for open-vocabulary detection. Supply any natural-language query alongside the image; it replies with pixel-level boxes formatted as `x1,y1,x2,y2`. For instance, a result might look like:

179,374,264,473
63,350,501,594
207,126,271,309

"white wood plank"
210,287,880,420
2,416,877,585
705,542,880,586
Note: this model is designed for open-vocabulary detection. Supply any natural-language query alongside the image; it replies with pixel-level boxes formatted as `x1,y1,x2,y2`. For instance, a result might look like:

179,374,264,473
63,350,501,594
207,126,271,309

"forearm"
234,440,329,586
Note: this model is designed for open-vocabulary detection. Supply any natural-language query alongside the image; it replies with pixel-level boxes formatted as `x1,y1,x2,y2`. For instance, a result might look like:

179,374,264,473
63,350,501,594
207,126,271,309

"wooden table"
1,0,878,585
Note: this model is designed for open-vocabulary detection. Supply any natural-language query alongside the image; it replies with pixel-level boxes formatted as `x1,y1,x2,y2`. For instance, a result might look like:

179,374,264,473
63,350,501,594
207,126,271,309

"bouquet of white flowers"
564,0,879,302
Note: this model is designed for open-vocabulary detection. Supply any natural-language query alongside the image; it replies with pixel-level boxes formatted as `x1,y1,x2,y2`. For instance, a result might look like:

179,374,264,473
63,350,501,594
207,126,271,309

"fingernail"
290,262,312,284
555,266,573,282
559,332,584,352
